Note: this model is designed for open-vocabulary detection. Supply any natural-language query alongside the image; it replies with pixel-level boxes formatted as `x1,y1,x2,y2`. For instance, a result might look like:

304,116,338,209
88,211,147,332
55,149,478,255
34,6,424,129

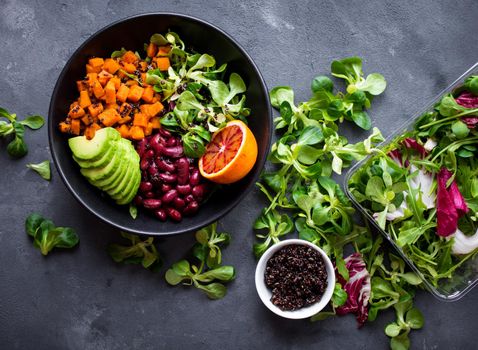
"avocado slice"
73,144,117,169
101,140,137,191
93,143,131,190
69,127,120,161
115,166,141,205
107,147,140,197
80,141,126,183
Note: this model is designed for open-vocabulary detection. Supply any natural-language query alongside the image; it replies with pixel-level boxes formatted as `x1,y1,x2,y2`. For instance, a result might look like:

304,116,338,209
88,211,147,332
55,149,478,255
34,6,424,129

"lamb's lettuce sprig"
145,33,249,158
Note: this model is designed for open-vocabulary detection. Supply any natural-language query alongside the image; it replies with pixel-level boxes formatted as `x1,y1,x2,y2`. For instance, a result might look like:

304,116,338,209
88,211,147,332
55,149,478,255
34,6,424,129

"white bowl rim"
255,238,336,319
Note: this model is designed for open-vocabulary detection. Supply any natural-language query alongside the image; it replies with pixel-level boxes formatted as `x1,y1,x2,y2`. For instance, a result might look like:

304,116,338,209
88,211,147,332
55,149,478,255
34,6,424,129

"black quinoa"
264,244,328,311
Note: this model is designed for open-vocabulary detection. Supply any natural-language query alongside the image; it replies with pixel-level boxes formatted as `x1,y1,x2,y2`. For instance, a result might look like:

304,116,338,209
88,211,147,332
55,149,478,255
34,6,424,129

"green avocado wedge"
69,127,141,206
107,147,140,198
115,166,141,205
69,127,120,160
73,145,117,169
91,142,131,189
80,142,127,183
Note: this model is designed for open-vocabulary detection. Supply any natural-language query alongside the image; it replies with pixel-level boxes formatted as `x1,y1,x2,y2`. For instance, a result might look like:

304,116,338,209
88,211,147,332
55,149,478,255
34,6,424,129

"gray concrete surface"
0,0,477,349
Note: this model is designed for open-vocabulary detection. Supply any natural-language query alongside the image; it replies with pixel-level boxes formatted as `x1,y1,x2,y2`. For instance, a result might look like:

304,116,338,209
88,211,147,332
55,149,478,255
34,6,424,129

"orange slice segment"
199,120,258,184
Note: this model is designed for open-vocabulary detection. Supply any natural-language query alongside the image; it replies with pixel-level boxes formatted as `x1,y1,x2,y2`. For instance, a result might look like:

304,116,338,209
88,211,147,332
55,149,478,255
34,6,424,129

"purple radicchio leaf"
461,117,478,129
455,92,478,109
335,252,371,327
402,138,428,158
436,168,468,237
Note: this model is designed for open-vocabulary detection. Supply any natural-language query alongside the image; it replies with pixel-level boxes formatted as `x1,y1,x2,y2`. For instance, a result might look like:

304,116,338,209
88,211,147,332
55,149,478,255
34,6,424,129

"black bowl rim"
48,12,272,236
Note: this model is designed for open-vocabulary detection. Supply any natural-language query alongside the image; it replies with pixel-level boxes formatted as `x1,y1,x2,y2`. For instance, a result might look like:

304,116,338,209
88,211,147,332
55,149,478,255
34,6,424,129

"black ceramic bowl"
49,13,272,235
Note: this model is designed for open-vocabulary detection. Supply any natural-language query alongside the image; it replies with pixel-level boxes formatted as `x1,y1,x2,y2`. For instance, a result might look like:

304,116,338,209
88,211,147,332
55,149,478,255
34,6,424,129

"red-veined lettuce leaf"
336,252,371,327
436,168,469,237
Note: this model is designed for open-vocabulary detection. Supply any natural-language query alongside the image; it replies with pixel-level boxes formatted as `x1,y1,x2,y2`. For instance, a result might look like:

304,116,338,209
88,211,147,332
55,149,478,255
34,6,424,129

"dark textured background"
0,1,477,349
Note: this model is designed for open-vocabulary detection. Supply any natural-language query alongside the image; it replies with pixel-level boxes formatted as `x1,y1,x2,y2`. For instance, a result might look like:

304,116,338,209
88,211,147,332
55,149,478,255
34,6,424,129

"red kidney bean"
148,163,160,177
150,134,161,150
159,173,177,183
162,145,184,158
156,158,176,173
176,184,191,195
189,168,200,186
136,138,149,157
161,184,172,193
183,201,199,216
166,207,182,222
166,137,177,147
139,181,153,193
173,197,186,210
144,149,154,159
151,140,166,155
143,199,162,209
176,158,189,185
154,209,167,221
133,195,143,206
162,189,178,204
140,158,150,171
159,128,172,138
144,191,155,198
150,175,161,187
192,184,206,201
185,194,195,203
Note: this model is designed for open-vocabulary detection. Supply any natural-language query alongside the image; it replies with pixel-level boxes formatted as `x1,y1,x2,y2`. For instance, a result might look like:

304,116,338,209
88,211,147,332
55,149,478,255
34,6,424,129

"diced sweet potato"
157,45,171,56
70,119,81,135
127,85,144,102
88,103,104,118
148,101,164,117
116,84,130,103
79,90,92,108
98,108,121,127
59,122,71,133
133,112,149,128
103,58,120,74
117,116,132,125
119,102,133,117
146,43,157,58
89,57,104,68
68,104,85,119
155,57,170,71
98,70,113,86
141,86,154,103
117,124,130,138
129,125,145,140
81,115,92,126
86,64,101,74
121,62,137,74
105,103,119,110
92,80,105,99
104,80,116,105
122,51,138,64
110,76,121,90
144,122,153,136
151,117,161,129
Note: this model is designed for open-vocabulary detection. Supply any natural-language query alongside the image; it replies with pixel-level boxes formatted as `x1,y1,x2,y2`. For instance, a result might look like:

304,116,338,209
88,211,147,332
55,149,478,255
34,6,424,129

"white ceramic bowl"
255,239,335,319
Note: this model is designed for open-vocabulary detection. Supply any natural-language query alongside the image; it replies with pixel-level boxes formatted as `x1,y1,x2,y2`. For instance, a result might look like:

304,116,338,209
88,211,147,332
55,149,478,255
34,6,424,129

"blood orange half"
199,120,258,184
